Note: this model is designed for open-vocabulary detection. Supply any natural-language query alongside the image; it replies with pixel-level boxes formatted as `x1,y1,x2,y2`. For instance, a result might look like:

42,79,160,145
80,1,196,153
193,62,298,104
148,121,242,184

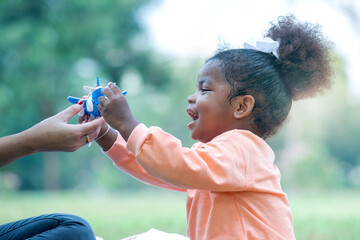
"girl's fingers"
97,103,104,112
98,96,107,105
101,86,115,100
78,116,85,124
108,82,122,95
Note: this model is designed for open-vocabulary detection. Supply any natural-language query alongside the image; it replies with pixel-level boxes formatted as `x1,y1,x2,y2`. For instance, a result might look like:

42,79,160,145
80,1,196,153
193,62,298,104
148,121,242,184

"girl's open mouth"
187,109,199,121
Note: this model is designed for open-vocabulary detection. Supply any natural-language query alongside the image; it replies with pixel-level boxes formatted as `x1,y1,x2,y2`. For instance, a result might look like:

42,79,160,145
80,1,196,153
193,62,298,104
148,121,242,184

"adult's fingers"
82,131,99,145
79,117,106,136
77,117,105,146
81,134,91,146
57,103,83,122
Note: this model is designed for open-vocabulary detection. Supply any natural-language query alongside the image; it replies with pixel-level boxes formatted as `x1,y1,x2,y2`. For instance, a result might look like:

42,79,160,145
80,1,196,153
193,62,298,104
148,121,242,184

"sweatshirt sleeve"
104,130,185,192
127,124,259,191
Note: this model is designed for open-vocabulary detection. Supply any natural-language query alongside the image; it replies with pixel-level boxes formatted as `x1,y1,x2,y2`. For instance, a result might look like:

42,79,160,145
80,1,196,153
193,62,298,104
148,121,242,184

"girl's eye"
200,89,210,94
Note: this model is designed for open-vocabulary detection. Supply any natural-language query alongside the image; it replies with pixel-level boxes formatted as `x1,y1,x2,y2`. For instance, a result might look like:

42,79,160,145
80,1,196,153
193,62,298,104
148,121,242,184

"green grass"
1,189,360,240
289,190,360,240
1,189,187,240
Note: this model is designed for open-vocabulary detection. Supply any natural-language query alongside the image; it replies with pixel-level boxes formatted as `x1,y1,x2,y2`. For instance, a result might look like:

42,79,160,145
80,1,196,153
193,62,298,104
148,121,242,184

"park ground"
1,189,360,240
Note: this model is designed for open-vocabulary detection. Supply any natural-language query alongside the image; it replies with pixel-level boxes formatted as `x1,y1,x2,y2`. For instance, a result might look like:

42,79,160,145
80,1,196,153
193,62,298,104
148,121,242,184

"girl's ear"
232,95,255,119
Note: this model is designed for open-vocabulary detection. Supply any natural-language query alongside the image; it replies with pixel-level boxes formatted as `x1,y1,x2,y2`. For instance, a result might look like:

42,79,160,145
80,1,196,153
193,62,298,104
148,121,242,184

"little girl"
92,15,332,239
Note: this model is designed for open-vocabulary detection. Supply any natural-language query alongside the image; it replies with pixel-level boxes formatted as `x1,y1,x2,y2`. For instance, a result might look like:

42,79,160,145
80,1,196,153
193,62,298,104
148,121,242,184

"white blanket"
121,228,189,240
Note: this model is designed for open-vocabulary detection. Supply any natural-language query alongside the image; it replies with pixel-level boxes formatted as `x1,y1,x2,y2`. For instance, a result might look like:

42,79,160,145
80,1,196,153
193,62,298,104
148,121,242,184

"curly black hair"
207,15,333,139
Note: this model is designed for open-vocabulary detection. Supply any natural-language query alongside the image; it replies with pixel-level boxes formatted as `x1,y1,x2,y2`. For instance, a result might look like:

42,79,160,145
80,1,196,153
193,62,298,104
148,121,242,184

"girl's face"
187,60,237,143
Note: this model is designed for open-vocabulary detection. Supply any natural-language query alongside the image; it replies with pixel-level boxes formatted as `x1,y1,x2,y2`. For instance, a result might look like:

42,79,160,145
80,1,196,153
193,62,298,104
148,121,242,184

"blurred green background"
0,0,360,239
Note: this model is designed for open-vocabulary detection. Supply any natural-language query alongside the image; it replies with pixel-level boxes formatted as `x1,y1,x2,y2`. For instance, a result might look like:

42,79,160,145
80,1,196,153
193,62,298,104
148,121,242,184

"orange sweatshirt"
105,124,295,240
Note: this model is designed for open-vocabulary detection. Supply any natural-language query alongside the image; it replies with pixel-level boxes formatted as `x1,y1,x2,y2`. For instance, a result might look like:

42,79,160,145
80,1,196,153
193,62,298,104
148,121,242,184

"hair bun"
266,15,333,100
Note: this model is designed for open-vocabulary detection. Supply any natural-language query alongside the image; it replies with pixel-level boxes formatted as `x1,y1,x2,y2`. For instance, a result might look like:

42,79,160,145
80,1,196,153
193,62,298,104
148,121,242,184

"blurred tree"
276,0,360,188
0,0,174,190
269,55,360,189
2,0,359,192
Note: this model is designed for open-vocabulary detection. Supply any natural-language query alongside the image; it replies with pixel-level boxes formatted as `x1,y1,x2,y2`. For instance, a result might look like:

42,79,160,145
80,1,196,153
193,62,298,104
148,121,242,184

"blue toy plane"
67,76,127,119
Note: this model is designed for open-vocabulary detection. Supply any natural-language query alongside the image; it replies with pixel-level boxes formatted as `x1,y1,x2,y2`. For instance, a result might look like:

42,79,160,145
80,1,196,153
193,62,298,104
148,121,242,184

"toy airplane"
67,76,127,119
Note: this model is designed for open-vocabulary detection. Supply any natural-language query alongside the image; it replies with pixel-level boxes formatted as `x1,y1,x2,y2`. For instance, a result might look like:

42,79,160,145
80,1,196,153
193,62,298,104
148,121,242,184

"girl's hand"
77,96,117,151
98,82,139,141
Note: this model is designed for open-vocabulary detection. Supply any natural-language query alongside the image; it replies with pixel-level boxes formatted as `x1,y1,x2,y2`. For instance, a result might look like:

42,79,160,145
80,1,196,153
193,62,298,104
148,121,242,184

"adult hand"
0,103,105,167
28,103,105,152
97,82,139,141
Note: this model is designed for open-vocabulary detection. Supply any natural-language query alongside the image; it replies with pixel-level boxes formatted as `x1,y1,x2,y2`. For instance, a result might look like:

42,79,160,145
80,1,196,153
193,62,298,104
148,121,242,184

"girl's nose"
187,93,195,104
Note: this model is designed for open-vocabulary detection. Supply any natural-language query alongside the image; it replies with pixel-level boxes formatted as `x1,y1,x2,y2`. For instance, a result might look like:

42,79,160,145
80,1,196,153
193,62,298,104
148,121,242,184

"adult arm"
0,103,105,167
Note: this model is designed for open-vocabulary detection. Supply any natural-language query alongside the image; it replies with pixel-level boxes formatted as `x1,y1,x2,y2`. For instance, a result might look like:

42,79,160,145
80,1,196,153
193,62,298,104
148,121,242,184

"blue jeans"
0,213,96,240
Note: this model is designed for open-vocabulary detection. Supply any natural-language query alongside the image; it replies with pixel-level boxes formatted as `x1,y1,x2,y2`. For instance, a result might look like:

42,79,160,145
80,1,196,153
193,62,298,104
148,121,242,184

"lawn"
1,189,360,240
